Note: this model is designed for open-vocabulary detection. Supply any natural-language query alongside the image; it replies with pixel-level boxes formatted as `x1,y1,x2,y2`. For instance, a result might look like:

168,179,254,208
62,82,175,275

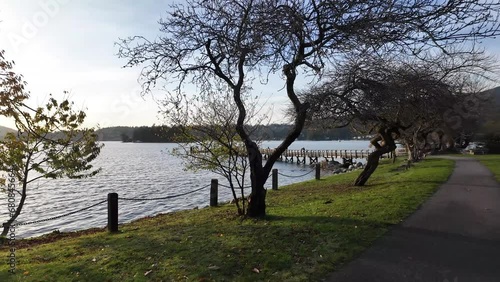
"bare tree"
302,52,497,185
166,88,269,215
117,0,500,216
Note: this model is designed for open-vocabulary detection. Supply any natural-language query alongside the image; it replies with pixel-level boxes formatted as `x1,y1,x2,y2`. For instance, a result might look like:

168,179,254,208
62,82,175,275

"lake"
0,140,371,238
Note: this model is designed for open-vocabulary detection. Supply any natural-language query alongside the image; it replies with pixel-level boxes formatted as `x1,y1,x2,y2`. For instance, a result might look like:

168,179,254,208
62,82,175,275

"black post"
272,169,278,190
210,179,218,207
315,163,321,180
107,193,118,233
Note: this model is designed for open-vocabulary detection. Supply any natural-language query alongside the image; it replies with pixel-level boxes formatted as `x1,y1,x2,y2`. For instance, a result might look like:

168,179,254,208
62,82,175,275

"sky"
0,0,178,129
1,0,499,129
0,0,291,129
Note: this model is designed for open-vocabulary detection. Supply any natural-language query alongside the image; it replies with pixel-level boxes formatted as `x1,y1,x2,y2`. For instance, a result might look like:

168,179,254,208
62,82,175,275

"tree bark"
1,180,27,238
406,143,416,162
246,141,267,217
355,150,385,186
355,127,397,186
247,183,267,217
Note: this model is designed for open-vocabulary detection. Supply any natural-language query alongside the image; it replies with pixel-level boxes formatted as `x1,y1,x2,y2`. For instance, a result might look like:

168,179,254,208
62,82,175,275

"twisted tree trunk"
355,127,398,186
246,141,267,217
1,175,28,238
244,62,308,217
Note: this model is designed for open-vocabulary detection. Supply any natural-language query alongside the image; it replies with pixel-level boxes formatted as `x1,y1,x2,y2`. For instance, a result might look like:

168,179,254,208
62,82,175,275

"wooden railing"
261,148,378,165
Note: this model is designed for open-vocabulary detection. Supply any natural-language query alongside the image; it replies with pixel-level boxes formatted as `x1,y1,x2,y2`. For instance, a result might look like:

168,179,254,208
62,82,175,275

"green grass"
472,154,500,182
0,158,454,281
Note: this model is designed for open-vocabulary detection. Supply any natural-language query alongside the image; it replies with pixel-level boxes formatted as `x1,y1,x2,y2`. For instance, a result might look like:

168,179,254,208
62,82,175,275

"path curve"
325,156,500,282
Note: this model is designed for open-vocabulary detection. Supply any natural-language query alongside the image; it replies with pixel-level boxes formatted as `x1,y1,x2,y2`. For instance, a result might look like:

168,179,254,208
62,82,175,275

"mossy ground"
0,158,454,281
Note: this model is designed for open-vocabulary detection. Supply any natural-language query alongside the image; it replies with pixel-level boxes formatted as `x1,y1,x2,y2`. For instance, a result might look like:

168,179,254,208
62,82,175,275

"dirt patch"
0,227,106,250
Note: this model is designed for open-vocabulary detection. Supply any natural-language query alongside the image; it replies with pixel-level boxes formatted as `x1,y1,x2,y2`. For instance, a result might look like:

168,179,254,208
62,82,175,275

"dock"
261,148,381,165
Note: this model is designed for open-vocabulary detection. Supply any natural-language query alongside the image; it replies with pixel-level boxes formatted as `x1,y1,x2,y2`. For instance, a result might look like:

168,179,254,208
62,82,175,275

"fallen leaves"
144,261,158,276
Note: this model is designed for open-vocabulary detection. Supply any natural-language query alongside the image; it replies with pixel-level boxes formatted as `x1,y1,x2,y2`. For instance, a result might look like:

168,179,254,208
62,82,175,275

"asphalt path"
325,157,500,282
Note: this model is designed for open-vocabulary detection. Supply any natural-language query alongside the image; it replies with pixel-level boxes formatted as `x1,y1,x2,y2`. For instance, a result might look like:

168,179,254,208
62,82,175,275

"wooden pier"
261,148,376,165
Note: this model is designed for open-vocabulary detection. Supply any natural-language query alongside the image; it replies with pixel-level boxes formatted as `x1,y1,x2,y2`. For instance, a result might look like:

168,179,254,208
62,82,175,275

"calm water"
0,140,370,238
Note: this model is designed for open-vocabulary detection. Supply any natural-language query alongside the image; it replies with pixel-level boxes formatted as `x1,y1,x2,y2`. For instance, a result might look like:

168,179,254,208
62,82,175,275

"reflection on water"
0,140,369,238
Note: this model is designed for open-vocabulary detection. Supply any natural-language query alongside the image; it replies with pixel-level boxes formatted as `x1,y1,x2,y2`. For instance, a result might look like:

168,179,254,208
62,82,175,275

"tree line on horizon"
96,124,357,143
97,84,500,149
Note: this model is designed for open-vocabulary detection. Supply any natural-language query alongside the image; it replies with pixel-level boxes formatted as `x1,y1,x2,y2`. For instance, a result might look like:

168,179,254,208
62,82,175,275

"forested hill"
252,124,355,141
96,126,136,142
479,86,500,140
92,86,500,143
5,86,500,143
96,124,356,142
485,86,500,105
0,125,16,138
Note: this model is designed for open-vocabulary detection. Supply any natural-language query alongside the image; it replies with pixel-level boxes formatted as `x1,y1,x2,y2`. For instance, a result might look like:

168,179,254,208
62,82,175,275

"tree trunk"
246,141,267,217
240,62,307,218
1,183,27,238
406,143,416,162
247,182,267,217
355,127,398,186
229,184,243,215
355,150,385,186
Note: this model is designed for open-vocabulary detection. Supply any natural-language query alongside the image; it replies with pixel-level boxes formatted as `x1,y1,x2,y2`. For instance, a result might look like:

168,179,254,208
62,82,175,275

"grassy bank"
0,158,454,281
472,154,500,181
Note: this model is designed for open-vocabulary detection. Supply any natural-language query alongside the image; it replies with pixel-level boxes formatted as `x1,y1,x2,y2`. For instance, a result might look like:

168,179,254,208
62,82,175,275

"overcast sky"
1,0,499,129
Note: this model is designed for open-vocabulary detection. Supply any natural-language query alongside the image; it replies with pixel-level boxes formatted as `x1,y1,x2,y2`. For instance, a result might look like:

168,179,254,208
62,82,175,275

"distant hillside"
485,86,500,105
96,124,357,142
96,126,136,141
482,86,500,115
482,86,500,106
0,125,16,139
478,86,500,152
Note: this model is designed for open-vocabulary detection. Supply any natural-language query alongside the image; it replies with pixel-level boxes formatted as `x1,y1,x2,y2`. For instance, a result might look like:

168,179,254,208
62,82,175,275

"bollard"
210,179,218,207
272,169,278,190
315,163,321,180
107,193,118,233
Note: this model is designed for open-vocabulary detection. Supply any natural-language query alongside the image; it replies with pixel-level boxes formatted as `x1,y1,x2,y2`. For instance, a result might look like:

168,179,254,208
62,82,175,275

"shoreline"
0,158,456,281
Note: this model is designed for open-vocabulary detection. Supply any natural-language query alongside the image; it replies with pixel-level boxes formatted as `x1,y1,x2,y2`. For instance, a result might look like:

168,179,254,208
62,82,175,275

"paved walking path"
325,157,500,282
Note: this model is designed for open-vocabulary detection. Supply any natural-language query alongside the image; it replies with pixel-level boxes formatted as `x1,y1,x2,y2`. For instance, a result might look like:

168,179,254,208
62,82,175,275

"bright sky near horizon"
1,0,499,129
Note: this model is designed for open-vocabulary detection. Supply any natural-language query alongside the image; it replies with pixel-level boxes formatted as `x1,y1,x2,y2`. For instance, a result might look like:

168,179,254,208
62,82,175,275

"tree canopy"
0,50,102,238
301,51,497,185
